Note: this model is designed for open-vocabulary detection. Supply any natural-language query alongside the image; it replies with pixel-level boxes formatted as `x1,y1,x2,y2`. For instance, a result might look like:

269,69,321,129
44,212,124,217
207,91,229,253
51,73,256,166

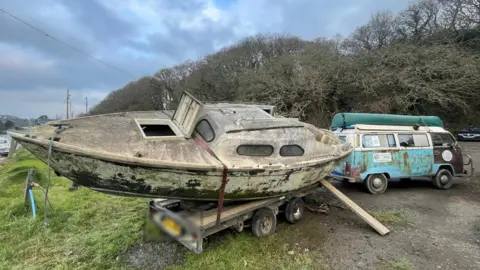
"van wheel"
432,169,453,190
364,174,388,194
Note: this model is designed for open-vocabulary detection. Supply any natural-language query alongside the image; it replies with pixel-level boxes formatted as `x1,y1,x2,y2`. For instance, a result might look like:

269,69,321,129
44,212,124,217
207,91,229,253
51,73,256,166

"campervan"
330,113,474,194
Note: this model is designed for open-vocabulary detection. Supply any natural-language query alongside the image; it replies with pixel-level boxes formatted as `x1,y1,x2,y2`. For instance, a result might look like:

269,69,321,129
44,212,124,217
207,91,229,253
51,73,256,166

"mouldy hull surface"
7,91,354,201
19,140,347,201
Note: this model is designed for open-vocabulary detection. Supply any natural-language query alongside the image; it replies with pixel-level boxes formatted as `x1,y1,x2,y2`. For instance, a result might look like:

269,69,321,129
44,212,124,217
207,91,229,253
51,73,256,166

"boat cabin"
133,91,341,169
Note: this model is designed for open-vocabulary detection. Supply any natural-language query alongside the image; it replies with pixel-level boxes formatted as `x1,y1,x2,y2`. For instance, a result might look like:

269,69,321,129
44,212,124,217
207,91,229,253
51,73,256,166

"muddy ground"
126,142,480,270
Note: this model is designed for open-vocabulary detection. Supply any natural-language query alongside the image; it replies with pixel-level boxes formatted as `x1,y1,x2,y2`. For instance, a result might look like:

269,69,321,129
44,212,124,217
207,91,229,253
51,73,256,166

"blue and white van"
329,113,474,194
0,135,10,157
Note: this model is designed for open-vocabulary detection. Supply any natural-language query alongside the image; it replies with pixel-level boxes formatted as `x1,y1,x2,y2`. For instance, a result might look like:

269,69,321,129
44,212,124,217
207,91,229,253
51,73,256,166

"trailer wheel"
251,208,277,237
432,169,453,190
285,197,304,224
234,218,244,232
364,173,388,194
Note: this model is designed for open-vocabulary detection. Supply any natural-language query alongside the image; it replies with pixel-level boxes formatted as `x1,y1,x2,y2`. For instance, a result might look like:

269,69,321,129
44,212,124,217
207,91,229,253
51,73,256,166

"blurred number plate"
162,217,181,237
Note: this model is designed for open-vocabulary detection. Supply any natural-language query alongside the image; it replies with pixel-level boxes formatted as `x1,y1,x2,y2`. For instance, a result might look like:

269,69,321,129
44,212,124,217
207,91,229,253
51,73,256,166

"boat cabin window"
140,124,176,137
338,135,347,143
431,133,455,146
280,145,304,156
194,119,215,142
362,134,396,148
237,145,274,156
134,119,183,139
398,134,429,147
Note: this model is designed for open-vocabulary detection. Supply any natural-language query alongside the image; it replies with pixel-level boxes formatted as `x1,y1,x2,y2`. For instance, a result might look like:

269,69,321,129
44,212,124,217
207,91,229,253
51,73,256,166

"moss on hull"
21,141,346,201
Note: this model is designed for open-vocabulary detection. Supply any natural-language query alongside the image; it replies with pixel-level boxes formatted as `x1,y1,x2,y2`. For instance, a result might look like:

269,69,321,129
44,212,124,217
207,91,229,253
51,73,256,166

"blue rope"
28,188,36,218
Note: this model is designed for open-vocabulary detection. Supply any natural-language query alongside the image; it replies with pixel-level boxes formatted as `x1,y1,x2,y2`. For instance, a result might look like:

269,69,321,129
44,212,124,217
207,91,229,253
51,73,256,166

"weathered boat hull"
20,140,348,201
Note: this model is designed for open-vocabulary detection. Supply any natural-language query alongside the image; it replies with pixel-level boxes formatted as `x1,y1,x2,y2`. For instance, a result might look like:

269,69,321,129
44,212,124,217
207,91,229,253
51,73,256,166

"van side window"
338,135,346,143
440,133,455,145
431,134,443,146
431,133,455,146
398,134,429,147
362,134,396,148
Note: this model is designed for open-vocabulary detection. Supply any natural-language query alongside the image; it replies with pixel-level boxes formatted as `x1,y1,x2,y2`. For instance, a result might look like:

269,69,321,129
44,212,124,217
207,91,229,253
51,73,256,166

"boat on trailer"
7,91,353,201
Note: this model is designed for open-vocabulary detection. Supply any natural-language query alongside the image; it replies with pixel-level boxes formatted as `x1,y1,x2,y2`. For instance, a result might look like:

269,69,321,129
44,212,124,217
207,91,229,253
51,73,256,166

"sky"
0,0,412,119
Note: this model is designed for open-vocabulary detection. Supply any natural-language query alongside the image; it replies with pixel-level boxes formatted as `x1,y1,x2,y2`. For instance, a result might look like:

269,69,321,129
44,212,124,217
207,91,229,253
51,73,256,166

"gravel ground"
122,241,185,270
123,141,480,270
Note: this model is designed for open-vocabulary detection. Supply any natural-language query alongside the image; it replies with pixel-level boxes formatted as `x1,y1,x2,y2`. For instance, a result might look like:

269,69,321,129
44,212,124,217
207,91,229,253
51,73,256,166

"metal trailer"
146,184,322,254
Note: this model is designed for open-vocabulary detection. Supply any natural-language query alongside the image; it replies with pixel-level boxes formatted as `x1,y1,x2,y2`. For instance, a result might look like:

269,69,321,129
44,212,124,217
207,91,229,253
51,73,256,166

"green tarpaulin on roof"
330,113,443,129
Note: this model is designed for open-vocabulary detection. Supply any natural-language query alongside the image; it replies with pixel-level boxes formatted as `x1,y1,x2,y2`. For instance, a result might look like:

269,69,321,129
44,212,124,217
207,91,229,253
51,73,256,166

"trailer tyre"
432,169,453,190
285,197,304,224
365,173,388,194
251,208,277,237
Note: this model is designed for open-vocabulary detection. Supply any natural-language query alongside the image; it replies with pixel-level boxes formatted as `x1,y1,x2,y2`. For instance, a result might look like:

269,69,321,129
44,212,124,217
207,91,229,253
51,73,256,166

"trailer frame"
146,183,321,254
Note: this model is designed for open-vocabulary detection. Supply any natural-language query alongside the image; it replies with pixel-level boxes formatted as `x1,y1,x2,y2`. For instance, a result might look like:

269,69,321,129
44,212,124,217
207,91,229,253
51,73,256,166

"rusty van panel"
431,133,464,174
355,148,433,179
433,147,463,174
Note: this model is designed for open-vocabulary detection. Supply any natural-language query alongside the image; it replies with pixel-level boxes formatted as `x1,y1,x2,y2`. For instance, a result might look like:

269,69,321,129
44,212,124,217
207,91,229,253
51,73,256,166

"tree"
87,0,480,128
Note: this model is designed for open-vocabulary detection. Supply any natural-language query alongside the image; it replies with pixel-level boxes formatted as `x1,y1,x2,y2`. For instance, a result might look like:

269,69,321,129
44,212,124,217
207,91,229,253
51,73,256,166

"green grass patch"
167,232,316,270
0,149,321,269
370,211,406,224
0,149,147,269
377,258,413,270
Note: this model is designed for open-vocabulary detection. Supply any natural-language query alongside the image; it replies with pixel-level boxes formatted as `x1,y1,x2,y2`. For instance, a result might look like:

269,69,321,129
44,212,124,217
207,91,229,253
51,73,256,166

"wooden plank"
193,197,281,227
320,179,390,236
7,139,18,158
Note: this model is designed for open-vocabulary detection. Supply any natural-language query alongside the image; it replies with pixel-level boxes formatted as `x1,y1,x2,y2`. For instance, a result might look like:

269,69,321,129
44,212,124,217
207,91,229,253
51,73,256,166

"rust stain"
403,152,409,169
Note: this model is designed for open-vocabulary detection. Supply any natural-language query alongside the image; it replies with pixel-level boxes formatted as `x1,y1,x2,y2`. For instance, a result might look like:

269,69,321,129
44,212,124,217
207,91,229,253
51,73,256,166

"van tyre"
251,208,277,237
285,197,304,224
432,169,453,190
365,174,388,194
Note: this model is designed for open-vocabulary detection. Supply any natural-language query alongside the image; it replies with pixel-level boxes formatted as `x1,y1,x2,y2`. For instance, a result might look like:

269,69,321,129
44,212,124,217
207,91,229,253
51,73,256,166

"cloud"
0,44,55,82
0,0,412,118
0,88,106,118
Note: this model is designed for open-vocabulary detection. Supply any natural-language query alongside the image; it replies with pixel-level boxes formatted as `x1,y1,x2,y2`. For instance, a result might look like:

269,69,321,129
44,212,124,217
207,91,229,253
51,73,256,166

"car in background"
0,135,10,156
457,127,480,141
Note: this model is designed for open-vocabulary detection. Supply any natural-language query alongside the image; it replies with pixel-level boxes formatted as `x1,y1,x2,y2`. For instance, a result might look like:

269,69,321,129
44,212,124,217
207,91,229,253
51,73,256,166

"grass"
166,233,317,270
377,259,413,270
370,211,407,224
0,150,146,269
0,149,320,269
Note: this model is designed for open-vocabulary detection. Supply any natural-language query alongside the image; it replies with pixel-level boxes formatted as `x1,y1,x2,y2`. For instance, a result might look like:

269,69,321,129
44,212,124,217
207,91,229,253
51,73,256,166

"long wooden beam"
320,179,390,236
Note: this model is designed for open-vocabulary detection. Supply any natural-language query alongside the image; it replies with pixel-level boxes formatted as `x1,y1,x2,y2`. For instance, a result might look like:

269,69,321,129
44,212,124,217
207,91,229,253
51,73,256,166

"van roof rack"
330,113,443,129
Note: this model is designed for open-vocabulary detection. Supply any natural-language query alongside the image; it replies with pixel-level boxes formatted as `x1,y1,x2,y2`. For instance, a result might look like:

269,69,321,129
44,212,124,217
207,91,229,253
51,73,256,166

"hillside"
89,0,480,128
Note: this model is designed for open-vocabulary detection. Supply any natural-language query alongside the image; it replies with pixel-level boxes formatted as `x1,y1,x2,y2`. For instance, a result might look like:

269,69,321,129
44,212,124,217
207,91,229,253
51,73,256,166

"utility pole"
85,96,88,114
66,88,70,119
70,99,73,119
